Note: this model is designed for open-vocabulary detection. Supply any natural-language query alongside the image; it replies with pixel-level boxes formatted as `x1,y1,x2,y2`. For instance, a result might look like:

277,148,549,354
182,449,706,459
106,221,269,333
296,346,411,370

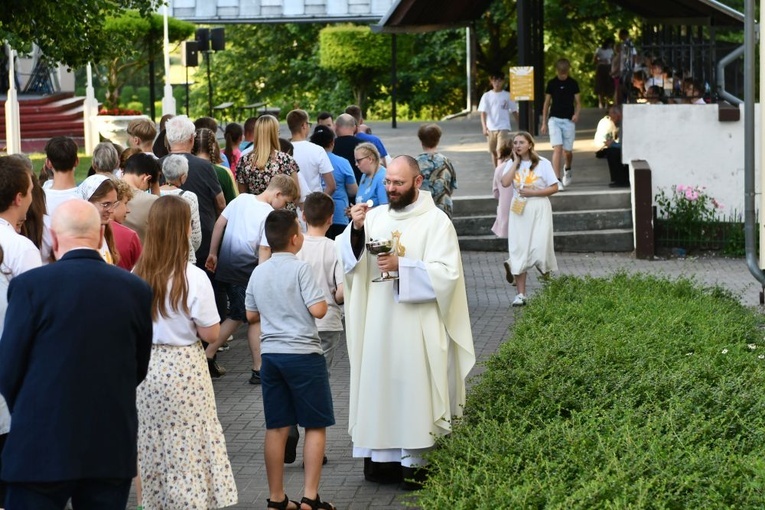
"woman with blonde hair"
500,131,559,306
353,142,387,207
133,195,238,509
235,115,301,197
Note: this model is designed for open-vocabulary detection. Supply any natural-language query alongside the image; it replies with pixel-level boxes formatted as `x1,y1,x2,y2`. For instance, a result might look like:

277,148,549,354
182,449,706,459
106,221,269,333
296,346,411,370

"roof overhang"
374,0,743,33
613,0,744,26
373,0,495,33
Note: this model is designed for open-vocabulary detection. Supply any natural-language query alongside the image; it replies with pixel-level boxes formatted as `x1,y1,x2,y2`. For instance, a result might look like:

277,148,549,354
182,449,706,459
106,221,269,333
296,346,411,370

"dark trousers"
606,146,629,185
5,478,131,510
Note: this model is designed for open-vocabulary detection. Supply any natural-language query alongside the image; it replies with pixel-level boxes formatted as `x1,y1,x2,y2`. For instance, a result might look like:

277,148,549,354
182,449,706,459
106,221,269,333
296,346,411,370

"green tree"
98,11,195,110
319,25,390,112
188,23,350,120
387,29,467,119
0,0,155,69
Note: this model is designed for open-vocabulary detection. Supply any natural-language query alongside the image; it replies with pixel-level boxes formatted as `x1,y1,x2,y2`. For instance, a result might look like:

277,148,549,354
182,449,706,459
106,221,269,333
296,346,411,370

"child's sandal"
300,494,336,510
267,494,300,510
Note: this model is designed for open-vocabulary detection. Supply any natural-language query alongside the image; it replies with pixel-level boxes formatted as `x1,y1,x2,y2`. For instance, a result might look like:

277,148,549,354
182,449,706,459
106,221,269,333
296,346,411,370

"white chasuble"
338,191,475,452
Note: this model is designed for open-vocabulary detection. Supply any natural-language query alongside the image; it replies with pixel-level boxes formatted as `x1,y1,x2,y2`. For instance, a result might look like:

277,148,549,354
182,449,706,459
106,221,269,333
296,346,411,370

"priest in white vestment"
338,155,475,488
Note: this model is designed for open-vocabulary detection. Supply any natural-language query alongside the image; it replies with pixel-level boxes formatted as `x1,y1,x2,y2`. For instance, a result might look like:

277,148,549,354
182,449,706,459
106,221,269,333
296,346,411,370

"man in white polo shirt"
286,109,336,204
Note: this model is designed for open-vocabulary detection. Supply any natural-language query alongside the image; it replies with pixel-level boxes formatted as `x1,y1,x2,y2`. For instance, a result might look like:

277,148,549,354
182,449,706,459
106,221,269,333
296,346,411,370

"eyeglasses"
95,201,120,211
383,179,409,187
355,156,371,164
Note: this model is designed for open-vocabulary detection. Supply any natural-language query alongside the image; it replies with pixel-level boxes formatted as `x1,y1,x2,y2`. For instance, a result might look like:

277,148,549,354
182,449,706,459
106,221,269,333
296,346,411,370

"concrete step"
459,229,635,253
454,189,632,216
453,208,633,237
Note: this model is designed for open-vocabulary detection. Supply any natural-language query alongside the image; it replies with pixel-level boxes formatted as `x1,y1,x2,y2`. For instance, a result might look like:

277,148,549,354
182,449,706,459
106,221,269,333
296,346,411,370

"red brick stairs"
0,93,85,153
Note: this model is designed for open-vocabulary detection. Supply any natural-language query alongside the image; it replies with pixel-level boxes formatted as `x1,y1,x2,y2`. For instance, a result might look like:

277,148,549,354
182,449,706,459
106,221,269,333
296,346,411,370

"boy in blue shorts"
245,209,336,510
540,58,581,190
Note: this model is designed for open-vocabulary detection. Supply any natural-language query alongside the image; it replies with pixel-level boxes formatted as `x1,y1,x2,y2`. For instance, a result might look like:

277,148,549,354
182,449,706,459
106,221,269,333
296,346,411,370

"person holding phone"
500,131,560,306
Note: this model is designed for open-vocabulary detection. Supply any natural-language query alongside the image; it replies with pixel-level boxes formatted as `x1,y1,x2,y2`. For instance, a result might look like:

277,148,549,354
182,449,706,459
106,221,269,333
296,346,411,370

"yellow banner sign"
509,66,534,101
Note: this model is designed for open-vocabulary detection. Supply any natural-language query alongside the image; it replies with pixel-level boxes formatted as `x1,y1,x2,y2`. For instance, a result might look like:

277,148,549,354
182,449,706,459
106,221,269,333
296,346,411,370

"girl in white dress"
500,131,560,306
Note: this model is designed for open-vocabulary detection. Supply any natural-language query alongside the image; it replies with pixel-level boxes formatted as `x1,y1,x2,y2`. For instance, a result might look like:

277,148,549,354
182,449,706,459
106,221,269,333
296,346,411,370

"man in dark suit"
0,199,153,510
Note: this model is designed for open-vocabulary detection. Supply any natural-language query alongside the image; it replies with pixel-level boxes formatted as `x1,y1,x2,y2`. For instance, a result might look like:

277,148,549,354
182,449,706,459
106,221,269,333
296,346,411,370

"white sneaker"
512,294,527,307
557,179,565,191
563,168,572,187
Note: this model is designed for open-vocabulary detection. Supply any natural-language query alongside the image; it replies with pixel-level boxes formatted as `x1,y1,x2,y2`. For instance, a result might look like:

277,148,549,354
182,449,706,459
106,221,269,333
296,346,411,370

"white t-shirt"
296,235,344,332
151,263,220,346
595,47,614,65
478,90,518,131
292,140,334,193
0,219,43,337
44,187,80,215
217,194,272,285
0,218,42,435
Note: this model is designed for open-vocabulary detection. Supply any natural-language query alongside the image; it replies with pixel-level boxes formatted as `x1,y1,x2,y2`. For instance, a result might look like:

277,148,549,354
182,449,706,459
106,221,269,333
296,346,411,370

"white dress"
507,158,559,275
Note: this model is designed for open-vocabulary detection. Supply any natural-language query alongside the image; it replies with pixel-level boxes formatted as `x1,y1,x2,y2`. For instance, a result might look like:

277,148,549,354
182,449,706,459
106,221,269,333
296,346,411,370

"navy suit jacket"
0,249,153,482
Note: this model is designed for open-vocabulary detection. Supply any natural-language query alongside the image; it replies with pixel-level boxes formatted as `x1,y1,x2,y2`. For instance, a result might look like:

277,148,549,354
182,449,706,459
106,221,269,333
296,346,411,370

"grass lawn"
28,153,93,183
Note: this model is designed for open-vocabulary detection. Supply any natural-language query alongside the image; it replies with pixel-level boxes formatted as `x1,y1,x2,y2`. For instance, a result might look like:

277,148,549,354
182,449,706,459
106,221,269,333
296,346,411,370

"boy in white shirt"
296,192,344,373
205,174,298,384
478,73,520,168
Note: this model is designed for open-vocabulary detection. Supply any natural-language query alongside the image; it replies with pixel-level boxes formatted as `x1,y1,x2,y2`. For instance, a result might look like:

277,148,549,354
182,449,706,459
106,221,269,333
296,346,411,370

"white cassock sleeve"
394,257,436,303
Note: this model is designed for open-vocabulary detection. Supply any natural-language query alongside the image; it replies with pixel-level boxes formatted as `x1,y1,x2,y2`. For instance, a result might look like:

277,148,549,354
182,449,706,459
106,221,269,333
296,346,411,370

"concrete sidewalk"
202,249,761,510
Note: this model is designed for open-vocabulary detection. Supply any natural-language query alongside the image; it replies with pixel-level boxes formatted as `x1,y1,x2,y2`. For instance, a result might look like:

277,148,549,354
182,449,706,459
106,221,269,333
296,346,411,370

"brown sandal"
300,494,336,510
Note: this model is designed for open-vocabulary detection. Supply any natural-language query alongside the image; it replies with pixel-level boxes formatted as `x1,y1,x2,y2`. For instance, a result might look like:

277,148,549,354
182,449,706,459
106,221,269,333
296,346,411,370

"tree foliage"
0,0,156,68
99,11,195,109
319,25,391,110
187,23,353,119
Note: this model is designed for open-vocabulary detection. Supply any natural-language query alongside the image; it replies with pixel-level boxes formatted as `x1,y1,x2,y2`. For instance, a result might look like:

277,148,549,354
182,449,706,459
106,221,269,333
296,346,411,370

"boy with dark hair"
120,153,161,242
344,105,390,166
309,126,358,239
245,209,335,510
240,116,258,155
206,174,299,385
316,112,334,130
43,136,80,214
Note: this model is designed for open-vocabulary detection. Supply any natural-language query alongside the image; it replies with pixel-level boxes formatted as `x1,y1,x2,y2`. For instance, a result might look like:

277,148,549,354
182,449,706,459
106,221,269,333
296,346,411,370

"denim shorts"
224,283,246,322
261,353,335,429
547,117,576,151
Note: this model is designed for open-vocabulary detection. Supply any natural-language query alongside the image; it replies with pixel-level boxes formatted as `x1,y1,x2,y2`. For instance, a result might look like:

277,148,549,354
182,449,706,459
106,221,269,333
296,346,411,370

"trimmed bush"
417,273,765,509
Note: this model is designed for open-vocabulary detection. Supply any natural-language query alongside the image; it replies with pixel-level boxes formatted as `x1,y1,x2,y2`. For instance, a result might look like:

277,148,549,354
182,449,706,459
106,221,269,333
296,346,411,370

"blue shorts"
224,283,246,322
548,117,576,151
261,353,335,429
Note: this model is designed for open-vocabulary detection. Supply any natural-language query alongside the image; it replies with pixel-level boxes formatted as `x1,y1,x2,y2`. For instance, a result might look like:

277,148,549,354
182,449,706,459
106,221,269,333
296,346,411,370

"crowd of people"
595,29,711,106
0,103,474,509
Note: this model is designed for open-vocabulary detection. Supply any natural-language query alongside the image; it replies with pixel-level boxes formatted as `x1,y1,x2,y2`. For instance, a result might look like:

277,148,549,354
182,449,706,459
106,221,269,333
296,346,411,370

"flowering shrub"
97,107,143,116
655,184,724,244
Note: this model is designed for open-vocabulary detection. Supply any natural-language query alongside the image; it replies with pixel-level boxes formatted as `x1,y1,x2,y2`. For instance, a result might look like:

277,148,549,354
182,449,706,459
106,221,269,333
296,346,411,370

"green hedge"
417,273,765,509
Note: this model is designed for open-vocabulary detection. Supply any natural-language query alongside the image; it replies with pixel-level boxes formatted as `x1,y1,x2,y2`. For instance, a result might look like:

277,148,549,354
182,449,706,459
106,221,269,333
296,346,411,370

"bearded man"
337,155,475,489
